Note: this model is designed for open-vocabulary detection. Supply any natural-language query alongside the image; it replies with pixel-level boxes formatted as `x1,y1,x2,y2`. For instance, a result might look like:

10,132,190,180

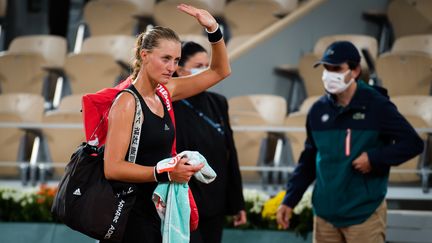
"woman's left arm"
166,4,231,101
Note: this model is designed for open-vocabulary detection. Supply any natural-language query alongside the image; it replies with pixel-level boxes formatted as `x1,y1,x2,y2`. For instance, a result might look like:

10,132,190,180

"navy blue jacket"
282,81,424,227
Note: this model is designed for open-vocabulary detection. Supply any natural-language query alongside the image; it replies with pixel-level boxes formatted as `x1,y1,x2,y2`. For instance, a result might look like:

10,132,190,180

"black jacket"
173,92,245,218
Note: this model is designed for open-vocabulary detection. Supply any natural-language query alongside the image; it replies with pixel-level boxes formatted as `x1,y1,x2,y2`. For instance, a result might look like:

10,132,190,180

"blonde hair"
131,26,181,79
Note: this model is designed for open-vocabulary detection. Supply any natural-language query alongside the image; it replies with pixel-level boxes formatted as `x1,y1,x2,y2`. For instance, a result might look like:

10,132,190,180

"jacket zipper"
345,128,351,156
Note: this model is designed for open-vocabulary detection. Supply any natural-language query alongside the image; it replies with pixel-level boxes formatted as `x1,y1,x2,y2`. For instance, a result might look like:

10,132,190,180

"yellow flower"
261,191,286,220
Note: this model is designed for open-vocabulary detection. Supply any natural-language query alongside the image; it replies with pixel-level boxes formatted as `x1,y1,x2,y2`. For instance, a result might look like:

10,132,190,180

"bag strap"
156,84,177,156
120,88,143,163
88,112,106,144
181,99,224,135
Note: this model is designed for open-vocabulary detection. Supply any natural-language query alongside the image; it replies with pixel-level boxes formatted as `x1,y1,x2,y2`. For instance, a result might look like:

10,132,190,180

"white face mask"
322,69,354,94
189,67,206,75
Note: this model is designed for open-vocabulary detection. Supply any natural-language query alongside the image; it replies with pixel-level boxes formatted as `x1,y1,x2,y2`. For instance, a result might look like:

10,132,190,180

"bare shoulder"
109,92,136,118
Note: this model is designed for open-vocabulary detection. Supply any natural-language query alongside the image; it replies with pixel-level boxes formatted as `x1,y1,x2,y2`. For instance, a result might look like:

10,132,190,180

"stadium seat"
280,95,319,165
6,35,69,109
8,35,67,68
198,0,226,16
122,0,156,17
298,53,325,97
0,93,44,178
228,94,287,183
229,94,287,125
43,94,85,177
81,35,136,70
284,96,321,163
376,51,432,96
288,95,320,116
224,0,280,37
273,0,299,15
283,114,306,164
63,52,122,94
391,34,432,55
387,0,432,39
390,95,432,184
154,0,208,35
0,53,47,94
83,0,139,36
113,0,157,32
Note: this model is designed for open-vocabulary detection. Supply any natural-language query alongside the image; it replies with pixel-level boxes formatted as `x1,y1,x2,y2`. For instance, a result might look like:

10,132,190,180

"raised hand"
177,3,218,32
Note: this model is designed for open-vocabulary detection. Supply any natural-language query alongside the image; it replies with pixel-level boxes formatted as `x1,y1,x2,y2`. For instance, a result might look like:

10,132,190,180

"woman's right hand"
177,4,218,32
169,157,204,183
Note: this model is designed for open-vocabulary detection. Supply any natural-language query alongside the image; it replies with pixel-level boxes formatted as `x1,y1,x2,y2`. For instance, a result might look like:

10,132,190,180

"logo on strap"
156,85,171,111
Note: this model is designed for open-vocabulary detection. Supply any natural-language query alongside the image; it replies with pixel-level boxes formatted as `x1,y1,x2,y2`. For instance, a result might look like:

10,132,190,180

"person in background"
103,4,231,243
173,41,247,243
276,41,424,243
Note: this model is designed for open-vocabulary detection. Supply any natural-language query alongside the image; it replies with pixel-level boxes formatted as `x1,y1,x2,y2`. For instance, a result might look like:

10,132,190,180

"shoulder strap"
181,99,224,135
155,84,177,156
120,88,143,163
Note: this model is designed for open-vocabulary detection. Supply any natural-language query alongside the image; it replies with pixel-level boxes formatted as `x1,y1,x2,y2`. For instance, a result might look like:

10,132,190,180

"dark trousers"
190,215,224,243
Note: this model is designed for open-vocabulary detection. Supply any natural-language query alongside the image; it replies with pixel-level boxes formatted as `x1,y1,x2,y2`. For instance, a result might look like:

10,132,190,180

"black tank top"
126,85,175,219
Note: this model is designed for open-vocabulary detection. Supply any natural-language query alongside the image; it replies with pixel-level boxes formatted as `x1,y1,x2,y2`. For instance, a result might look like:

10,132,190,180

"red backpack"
81,76,199,231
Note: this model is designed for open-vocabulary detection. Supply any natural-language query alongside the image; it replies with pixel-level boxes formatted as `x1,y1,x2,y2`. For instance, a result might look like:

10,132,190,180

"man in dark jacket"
276,41,424,243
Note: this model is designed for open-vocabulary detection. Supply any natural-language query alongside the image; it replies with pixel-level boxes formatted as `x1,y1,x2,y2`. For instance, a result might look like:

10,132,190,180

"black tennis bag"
51,143,136,242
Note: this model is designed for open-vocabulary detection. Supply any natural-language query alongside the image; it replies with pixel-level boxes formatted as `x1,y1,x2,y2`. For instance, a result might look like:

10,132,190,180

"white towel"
152,151,216,243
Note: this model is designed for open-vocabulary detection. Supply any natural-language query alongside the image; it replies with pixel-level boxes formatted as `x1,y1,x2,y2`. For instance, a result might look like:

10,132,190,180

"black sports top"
125,85,175,220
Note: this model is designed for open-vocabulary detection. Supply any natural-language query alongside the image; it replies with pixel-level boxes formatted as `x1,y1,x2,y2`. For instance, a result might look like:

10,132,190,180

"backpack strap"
155,84,177,156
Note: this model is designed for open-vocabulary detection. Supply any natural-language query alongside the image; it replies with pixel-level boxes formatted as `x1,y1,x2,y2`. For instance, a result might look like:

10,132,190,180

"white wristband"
205,23,219,34
153,166,158,182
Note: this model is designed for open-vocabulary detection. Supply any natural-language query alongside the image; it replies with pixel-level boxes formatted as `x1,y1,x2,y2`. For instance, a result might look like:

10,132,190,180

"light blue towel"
153,151,216,243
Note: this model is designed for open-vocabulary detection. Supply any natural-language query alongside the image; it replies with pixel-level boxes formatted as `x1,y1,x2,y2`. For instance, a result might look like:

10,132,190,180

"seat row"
78,0,431,49
363,0,432,53
0,92,430,187
0,33,252,110
0,93,84,179
80,0,299,38
1,33,431,109
276,33,432,112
